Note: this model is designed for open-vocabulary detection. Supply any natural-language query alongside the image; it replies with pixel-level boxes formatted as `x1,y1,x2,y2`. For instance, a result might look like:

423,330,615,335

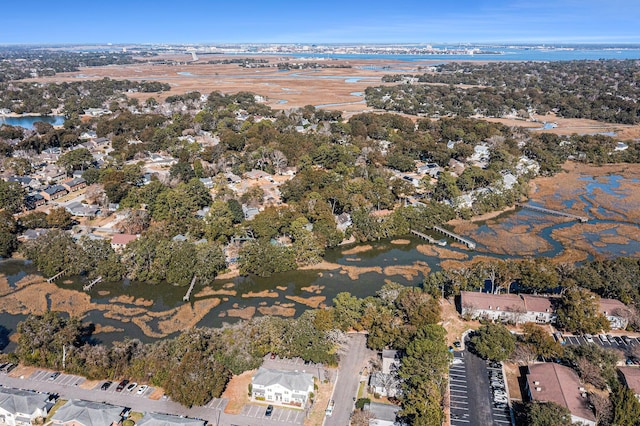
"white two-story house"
252,367,314,407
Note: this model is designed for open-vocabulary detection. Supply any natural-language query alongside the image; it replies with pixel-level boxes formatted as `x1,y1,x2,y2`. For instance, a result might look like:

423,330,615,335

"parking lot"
239,403,305,424
29,370,85,387
449,350,513,426
562,334,640,350
449,352,471,425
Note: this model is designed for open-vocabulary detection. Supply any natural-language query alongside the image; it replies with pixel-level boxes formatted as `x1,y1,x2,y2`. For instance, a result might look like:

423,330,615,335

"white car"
136,385,148,395
584,334,594,343
125,382,137,392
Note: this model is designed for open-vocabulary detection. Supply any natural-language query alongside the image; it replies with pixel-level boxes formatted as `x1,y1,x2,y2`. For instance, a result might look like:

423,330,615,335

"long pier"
432,226,476,250
183,275,197,302
83,276,103,291
516,203,588,223
410,229,447,246
46,270,67,283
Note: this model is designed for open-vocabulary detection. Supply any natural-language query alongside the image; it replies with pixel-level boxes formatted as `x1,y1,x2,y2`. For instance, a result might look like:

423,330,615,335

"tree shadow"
0,325,10,351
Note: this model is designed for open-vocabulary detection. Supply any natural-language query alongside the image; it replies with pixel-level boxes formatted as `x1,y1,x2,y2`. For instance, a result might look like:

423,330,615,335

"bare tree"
588,392,612,425
271,150,287,174
350,410,374,426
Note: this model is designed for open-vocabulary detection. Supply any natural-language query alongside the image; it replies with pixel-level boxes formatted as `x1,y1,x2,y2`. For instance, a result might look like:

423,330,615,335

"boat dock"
410,229,447,246
432,226,476,250
83,276,102,291
516,203,588,222
46,270,67,283
183,275,197,302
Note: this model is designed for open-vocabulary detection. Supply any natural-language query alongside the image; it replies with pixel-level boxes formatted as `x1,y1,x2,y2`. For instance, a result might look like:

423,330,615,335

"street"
324,333,375,426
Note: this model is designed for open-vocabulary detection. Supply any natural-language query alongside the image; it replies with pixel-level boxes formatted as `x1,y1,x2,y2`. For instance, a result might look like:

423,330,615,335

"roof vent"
579,387,586,392
534,381,540,386
535,387,542,392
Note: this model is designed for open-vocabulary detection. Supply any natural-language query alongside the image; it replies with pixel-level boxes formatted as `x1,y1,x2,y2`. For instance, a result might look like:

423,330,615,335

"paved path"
324,333,375,426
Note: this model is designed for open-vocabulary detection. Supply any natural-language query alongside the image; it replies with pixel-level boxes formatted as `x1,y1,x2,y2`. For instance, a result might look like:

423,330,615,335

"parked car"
126,382,137,392
116,379,129,392
453,341,462,348
584,334,594,343
48,372,60,381
599,334,608,344
606,335,615,344
622,336,632,345
265,405,273,417
136,385,148,395
101,381,112,391
5,364,16,373
613,336,623,345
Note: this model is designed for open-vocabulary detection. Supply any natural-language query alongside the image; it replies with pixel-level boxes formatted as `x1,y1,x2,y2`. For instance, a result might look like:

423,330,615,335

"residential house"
335,213,352,232
40,164,65,182
460,291,527,324
364,402,402,426
225,172,242,184
19,228,49,242
417,163,441,178
137,412,205,426
251,367,314,407
525,363,596,426
7,175,39,190
598,298,631,330
62,178,87,192
369,350,401,398
24,193,45,209
110,234,139,251
242,204,259,220
41,185,68,201
50,400,124,426
65,202,100,218
245,169,272,181
614,142,629,152
0,387,51,426
521,295,557,324
83,108,111,117
199,177,214,189
40,148,62,164
618,367,640,400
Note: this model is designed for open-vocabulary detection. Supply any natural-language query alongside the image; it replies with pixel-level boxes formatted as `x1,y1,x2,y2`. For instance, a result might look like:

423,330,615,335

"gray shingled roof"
0,387,49,417
252,367,313,392
137,412,206,426
50,399,123,426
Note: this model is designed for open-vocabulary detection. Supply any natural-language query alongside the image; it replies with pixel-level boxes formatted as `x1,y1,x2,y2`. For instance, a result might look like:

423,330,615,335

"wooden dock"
516,203,588,222
432,226,476,250
410,229,447,246
46,270,67,283
83,276,102,291
183,275,197,302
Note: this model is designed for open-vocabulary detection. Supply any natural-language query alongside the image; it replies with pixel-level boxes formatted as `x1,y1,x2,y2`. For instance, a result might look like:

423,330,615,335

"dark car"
265,405,274,417
100,381,112,391
453,341,462,348
116,379,129,392
49,372,61,381
5,364,17,373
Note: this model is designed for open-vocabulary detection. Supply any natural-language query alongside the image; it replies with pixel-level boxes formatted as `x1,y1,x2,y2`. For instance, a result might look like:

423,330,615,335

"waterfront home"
251,367,314,407
50,400,125,426
525,363,596,426
0,387,51,426
110,233,139,251
40,185,68,201
369,349,402,397
460,291,526,323
335,213,352,232
598,298,631,330
520,294,557,324
137,412,205,426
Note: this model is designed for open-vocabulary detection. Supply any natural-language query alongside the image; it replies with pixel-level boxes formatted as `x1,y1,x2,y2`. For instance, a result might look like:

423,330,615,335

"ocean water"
291,48,640,62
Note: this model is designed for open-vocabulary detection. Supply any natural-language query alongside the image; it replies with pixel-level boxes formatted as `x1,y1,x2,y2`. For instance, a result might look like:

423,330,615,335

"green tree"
57,148,94,174
46,207,74,229
0,180,26,213
238,239,295,277
611,384,640,426
21,229,79,276
555,287,610,334
521,323,563,358
164,351,230,407
470,323,516,361
525,402,571,426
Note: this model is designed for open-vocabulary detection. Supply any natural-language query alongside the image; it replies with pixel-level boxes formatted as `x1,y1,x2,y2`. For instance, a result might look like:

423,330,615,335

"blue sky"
1,0,638,44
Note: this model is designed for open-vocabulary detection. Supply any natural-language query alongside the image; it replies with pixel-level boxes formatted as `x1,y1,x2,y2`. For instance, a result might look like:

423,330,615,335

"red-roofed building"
110,234,138,251
460,291,526,323
598,298,632,330
526,363,596,426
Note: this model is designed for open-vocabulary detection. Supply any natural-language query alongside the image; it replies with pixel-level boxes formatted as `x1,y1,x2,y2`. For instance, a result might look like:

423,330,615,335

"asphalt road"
324,333,375,426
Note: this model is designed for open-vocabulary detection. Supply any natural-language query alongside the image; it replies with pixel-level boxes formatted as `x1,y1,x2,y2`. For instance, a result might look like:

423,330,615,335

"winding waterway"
1,169,639,347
